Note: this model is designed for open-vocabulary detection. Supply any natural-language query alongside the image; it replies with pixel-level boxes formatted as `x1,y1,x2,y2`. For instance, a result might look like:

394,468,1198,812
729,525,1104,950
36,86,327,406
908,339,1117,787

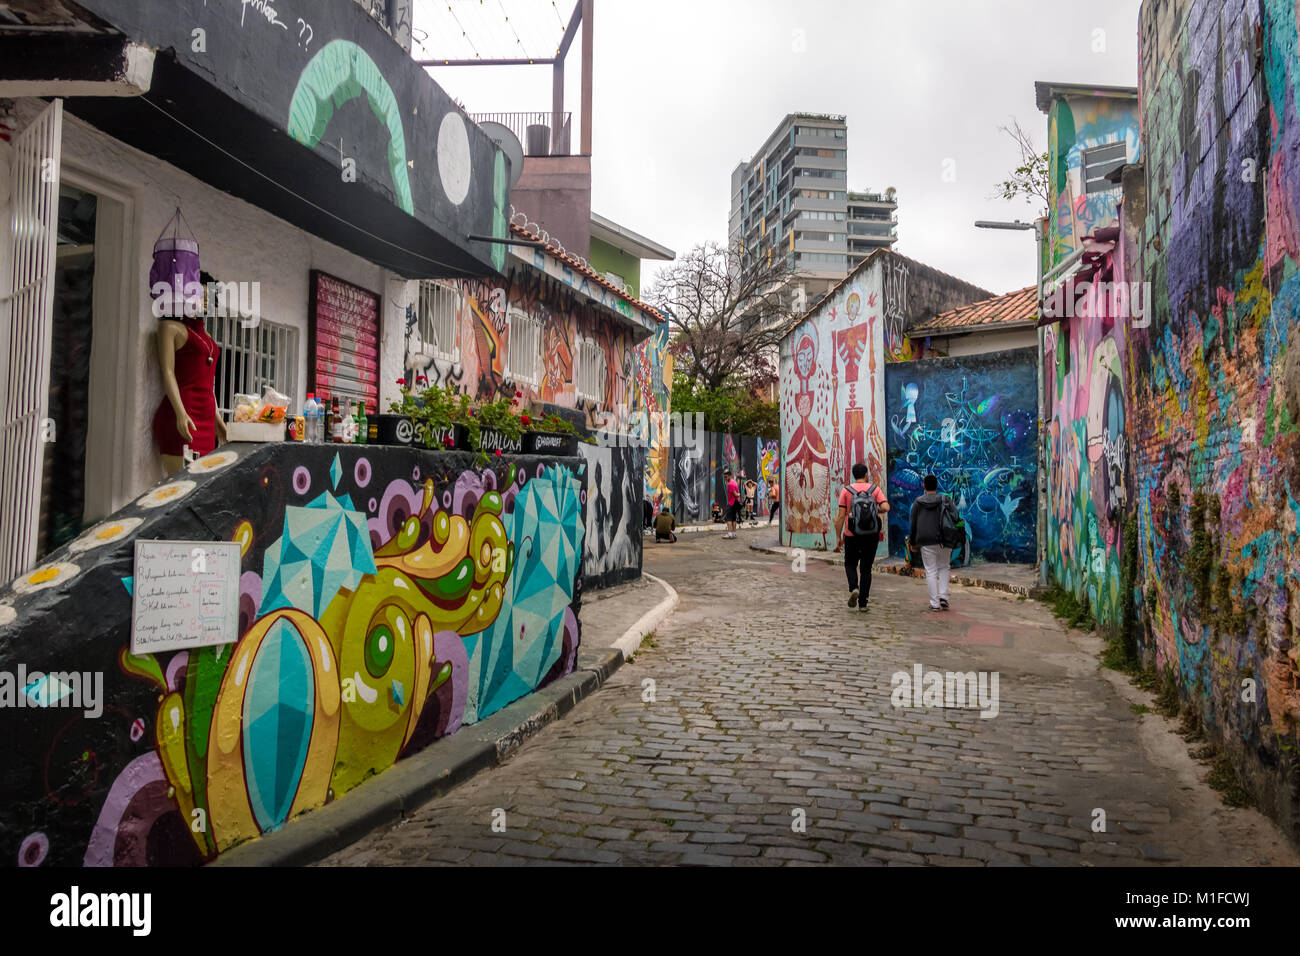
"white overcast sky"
417,0,1142,296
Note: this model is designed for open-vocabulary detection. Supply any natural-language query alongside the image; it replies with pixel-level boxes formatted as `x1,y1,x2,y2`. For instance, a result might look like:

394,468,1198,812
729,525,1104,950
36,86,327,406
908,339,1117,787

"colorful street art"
1044,235,1132,625
0,443,585,866
631,320,673,515
778,251,990,548
884,349,1038,563
1046,89,1140,262
404,269,636,431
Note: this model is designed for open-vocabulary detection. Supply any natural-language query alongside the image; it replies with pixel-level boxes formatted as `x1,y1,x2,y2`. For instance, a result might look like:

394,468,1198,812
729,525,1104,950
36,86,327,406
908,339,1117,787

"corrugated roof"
910,286,1038,335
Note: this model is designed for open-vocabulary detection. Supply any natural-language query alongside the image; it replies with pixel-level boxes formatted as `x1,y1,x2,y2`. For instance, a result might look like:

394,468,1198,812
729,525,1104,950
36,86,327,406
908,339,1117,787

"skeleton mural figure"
785,329,830,536
834,292,871,485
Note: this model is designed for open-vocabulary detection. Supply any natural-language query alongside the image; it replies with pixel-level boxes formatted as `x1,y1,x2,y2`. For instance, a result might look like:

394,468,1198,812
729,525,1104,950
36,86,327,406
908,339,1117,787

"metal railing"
470,112,573,157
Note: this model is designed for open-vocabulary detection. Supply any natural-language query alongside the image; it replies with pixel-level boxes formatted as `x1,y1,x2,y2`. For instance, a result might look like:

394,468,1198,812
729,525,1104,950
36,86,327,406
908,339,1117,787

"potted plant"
388,378,469,450
522,412,582,456
472,391,523,455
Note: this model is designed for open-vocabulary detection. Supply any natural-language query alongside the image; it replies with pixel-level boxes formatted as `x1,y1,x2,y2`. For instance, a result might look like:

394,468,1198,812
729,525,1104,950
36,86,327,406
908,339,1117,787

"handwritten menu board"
131,540,241,655
308,270,380,413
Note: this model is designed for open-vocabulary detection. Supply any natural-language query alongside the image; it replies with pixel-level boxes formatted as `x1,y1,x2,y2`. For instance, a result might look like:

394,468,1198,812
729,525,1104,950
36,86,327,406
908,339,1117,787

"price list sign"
131,540,241,655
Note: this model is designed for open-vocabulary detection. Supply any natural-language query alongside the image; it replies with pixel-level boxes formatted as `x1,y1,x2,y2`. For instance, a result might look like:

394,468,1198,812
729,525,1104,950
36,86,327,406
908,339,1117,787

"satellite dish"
479,121,524,189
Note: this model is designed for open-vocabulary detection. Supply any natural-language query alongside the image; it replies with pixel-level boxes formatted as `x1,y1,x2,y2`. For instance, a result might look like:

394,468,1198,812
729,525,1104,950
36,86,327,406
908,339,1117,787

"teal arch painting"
288,40,414,215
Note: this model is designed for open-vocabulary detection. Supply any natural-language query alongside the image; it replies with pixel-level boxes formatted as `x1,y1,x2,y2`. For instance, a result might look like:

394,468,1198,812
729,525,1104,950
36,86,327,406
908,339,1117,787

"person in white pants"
909,473,953,611
921,545,951,610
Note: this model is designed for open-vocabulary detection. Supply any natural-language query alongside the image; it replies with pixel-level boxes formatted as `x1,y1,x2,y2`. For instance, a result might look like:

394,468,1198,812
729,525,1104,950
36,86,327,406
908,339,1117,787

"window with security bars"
576,336,606,404
415,279,460,362
1082,141,1127,194
505,307,541,386
209,314,299,419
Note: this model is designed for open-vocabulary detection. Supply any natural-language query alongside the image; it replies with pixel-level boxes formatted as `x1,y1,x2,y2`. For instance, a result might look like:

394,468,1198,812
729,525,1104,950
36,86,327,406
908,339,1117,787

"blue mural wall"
884,348,1039,563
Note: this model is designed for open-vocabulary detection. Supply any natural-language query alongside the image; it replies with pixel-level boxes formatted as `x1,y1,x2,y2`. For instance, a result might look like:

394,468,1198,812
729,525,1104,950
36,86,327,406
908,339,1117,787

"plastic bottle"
304,393,319,443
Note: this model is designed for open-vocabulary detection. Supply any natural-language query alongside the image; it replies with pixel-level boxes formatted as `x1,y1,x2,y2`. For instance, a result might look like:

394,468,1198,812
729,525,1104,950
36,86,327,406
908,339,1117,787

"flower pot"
476,426,523,455
369,414,415,446
418,422,469,450
523,431,579,456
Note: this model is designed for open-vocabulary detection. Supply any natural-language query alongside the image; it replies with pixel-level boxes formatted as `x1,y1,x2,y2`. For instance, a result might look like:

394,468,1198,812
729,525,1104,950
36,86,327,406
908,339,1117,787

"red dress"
152,318,218,457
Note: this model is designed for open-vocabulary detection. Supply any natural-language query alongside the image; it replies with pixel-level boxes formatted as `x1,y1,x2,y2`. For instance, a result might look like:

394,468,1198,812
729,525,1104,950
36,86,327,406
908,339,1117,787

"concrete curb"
610,572,679,658
211,576,681,868
747,541,1048,598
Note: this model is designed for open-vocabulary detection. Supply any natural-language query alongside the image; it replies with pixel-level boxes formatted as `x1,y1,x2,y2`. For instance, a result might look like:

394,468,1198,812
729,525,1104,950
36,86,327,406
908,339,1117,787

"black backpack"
847,484,882,537
939,496,965,548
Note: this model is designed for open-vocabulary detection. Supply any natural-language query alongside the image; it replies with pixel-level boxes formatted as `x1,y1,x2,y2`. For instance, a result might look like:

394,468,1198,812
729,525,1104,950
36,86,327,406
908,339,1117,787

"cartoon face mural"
0,444,586,866
884,349,1039,564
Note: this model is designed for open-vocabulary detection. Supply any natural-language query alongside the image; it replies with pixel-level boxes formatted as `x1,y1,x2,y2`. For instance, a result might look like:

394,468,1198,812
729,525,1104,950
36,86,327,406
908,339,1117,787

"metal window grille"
575,337,606,403
416,279,460,363
209,314,299,418
505,307,541,386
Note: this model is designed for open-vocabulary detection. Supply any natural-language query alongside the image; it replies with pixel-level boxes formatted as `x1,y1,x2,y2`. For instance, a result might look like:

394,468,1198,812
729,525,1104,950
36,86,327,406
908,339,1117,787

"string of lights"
496,0,528,58
420,0,569,63
444,2,481,59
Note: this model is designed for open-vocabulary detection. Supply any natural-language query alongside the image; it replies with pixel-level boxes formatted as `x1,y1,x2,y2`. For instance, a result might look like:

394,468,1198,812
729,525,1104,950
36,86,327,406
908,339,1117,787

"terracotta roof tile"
909,285,1038,335
509,222,664,323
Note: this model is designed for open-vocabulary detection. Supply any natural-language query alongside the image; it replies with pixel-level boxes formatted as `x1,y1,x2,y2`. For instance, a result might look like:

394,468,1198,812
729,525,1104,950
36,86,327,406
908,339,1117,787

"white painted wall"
10,98,408,510
935,328,1038,358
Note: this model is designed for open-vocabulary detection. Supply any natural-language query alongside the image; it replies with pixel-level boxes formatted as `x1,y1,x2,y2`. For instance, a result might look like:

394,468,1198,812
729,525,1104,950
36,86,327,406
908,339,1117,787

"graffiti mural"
0,443,585,866
1044,237,1132,625
778,251,991,548
631,320,673,515
1045,89,1141,262
577,445,643,590
885,349,1038,563
404,268,636,431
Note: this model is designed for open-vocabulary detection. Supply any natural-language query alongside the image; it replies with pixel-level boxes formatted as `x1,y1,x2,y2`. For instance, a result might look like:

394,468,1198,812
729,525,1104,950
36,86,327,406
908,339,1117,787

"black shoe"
940,598,949,610
860,596,869,611
848,589,859,609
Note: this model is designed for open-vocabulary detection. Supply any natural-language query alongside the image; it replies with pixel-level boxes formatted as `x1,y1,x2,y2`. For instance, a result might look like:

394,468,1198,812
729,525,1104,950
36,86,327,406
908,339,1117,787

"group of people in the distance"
647,468,781,544
645,461,963,613
833,463,962,613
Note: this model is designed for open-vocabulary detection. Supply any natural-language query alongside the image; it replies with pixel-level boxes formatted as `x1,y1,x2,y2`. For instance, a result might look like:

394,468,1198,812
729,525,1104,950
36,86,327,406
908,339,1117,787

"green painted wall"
588,237,642,299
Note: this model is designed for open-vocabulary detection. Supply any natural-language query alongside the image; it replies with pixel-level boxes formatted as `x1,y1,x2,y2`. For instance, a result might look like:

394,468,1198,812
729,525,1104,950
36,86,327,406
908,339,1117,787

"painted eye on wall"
365,622,397,678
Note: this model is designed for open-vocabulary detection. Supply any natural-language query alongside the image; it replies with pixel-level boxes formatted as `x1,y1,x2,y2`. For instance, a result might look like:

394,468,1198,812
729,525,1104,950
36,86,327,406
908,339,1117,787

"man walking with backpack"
909,474,960,611
834,462,889,610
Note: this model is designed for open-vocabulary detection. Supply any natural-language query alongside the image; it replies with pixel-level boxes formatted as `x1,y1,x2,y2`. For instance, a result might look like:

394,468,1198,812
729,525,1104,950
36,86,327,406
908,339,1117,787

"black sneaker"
940,598,949,610
848,589,859,609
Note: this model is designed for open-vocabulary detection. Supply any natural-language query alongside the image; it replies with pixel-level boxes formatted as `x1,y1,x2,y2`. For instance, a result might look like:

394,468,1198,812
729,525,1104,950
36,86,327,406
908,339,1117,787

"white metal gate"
0,99,63,583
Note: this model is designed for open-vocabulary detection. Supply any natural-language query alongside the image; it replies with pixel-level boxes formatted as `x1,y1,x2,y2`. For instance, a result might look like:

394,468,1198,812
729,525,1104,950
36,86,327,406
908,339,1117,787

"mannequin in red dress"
153,315,226,474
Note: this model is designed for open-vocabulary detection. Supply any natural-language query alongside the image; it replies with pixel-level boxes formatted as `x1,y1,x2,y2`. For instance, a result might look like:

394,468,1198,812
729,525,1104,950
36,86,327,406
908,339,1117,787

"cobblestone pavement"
321,527,1298,867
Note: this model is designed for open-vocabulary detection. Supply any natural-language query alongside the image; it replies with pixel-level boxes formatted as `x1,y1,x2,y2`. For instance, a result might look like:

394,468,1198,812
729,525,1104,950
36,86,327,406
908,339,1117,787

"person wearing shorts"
724,468,741,539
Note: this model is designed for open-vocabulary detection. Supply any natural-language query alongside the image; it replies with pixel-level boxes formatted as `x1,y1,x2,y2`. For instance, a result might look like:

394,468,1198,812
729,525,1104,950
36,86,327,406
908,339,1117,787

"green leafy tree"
671,372,779,439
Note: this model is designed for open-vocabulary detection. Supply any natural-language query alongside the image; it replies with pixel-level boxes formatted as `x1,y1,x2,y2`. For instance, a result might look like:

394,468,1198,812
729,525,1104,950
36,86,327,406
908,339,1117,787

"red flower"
467,409,475,417
442,434,454,448
494,449,503,457
520,415,531,427
417,375,428,385
514,388,522,398
396,377,407,387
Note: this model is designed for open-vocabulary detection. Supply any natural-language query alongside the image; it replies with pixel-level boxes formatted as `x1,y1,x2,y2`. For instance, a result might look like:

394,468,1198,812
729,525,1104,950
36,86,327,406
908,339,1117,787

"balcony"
470,111,574,156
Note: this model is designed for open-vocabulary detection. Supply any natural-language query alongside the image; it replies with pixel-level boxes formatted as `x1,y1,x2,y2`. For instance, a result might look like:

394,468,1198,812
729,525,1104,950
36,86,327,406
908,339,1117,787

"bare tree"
992,118,1050,215
645,242,803,392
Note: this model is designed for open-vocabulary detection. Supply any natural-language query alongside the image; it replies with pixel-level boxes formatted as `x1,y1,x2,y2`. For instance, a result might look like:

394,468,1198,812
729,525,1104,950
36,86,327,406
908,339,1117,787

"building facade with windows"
728,113,899,308
0,0,513,580
401,220,662,428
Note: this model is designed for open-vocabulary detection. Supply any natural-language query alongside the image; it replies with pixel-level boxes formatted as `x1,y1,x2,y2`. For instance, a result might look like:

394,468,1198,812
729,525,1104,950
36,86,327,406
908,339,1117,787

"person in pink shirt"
723,468,741,539
833,462,890,610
